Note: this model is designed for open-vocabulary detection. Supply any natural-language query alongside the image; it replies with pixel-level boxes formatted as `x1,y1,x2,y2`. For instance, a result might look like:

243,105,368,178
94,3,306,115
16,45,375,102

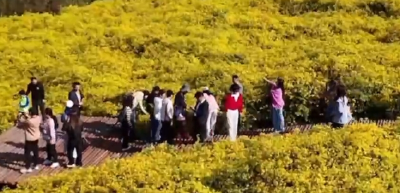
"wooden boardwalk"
0,117,395,185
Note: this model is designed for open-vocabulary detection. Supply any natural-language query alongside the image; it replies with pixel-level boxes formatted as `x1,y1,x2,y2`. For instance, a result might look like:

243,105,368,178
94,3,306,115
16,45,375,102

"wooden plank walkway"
0,117,395,185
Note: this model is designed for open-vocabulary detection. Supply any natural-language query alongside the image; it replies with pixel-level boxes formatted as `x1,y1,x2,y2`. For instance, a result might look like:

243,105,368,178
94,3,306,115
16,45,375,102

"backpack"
52,115,59,130
61,113,69,123
61,107,73,123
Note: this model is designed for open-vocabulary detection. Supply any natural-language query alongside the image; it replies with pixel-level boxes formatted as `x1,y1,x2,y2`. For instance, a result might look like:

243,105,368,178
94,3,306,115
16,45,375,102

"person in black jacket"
174,83,190,139
26,77,45,117
145,86,160,116
191,91,209,142
63,113,83,168
68,82,84,116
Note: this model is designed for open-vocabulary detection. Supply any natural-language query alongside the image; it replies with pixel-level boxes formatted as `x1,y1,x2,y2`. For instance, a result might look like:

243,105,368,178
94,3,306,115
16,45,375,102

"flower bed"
1,0,400,132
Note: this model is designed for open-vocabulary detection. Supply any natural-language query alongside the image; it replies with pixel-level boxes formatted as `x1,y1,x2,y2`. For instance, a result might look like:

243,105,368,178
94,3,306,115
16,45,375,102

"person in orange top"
224,84,244,141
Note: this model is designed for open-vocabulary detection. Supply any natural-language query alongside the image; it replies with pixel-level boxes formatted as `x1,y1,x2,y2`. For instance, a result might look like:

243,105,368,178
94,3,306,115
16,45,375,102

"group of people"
13,74,352,174
118,75,246,150
16,78,85,174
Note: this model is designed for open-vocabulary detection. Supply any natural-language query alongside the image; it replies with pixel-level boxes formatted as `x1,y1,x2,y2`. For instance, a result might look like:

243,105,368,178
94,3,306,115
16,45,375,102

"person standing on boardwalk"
68,82,84,116
230,75,243,130
146,86,160,141
264,77,285,134
174,83,190,140
63,112,84,168
331,85,352,129
160,90,174,144
151,89,164,144
224,84,244,141
118,94,136,151
191,91,209,142
203,88,219,140
61,100,78,160
42,108,60,168
26,77,45,118
17,108,42,174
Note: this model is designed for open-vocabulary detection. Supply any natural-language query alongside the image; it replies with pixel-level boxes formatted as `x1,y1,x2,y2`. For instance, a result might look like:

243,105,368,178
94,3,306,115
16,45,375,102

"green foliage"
1,0,400,132
4,123,400,192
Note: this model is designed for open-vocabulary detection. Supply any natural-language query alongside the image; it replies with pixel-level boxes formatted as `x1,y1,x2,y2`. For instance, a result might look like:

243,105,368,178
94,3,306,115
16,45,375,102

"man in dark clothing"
192,91,209,142
146,86,160,116
174,83,190,139
68,82,84,116
26,77,45,117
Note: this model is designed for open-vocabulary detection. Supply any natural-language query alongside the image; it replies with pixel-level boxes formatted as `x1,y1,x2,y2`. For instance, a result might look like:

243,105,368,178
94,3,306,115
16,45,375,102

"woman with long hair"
64,113,84,168
264,77,285,133
42,108,60,168
324,76,342,122
331,85,352,128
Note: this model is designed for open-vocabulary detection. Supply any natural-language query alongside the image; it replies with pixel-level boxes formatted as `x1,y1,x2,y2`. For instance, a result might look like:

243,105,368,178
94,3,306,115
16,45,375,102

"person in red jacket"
224,84,243,141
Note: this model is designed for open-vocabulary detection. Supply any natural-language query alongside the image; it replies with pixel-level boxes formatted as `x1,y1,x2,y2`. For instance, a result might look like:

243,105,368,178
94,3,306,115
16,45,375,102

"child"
16,90,30,125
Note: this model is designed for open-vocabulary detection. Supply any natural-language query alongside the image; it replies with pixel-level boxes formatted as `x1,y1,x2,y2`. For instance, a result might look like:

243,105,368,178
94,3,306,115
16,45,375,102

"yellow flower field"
4,123,400,192
1,0,400,131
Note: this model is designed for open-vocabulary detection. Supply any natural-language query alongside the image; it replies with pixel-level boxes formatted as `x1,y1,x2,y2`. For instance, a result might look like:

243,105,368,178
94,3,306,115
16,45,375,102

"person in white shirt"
203,88,219,140
151,90,164,144
160,90,174,144
131,90,150,115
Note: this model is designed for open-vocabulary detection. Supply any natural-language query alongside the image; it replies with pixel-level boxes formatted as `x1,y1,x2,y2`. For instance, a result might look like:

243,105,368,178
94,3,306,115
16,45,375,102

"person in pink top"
203,87,219,140
264,77,285,133
42,108,60,168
